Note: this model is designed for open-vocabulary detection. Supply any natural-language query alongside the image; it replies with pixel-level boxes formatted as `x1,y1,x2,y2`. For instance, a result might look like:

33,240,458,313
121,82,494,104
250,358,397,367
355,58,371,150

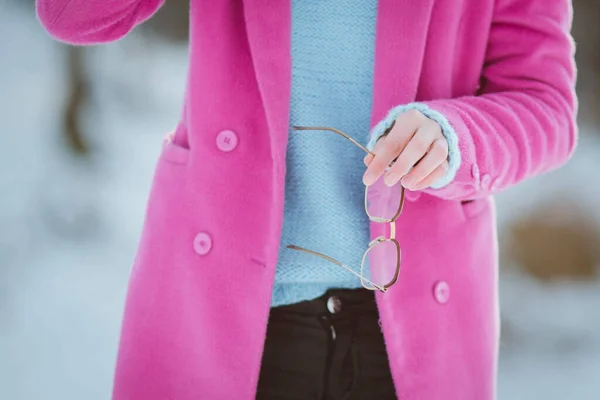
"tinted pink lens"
362,240,400,290
365,177,404,221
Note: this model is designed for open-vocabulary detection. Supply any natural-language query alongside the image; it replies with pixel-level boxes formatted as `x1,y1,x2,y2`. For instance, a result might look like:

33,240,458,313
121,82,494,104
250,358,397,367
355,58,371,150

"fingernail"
385,173,400,187
364,154,373,166
401,177,413,189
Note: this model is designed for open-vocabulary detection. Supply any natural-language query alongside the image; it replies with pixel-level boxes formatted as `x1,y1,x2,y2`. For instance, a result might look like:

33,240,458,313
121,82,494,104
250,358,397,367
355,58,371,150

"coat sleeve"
370,0,578,201
36,0,165,45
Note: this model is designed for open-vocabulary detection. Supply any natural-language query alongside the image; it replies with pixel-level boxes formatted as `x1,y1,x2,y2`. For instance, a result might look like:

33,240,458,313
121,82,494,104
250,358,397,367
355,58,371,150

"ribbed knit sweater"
272,0,378,307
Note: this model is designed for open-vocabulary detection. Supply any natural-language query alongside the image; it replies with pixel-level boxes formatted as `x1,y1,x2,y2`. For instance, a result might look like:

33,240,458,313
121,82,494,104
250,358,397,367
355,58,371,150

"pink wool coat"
37,0,577,398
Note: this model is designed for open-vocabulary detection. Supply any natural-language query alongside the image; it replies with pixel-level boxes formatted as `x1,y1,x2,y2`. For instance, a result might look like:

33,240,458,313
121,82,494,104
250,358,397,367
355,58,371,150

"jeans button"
326,296,342,314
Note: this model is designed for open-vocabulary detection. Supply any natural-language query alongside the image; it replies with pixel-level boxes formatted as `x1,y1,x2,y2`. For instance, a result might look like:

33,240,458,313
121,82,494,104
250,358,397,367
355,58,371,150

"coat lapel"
371,0,435,124
242,0,292,159
242,0,434,149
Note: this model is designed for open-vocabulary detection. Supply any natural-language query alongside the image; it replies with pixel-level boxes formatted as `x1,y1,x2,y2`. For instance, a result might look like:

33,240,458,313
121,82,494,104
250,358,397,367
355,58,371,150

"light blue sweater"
272,0,378,307
271,1,461,307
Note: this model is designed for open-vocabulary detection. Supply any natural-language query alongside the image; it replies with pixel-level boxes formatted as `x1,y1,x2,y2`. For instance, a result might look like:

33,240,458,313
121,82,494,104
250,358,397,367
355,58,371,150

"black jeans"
257,288,397,400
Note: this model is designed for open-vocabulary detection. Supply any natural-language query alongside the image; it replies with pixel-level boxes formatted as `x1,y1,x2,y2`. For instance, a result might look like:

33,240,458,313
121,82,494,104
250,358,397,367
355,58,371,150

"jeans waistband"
272,287,377,318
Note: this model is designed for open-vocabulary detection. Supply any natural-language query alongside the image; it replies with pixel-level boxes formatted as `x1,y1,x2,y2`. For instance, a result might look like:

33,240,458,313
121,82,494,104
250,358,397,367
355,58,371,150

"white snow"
1,4,599,400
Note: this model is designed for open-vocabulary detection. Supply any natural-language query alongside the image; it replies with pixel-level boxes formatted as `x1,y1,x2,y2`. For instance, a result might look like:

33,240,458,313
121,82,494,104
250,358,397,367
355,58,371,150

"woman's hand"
363,109,449,190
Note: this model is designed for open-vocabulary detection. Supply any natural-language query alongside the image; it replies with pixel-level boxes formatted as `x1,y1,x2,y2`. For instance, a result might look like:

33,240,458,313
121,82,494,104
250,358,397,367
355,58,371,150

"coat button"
433,281,450,304
216,130,238,152
327,296,342,314
193,232,212,255
481,174,492,190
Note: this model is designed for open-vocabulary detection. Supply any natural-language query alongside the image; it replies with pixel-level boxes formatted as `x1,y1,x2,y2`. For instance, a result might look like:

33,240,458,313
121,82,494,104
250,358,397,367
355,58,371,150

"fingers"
362,109,449,190
399,137,449,189
364,139,385,166
383,118,441,186
363,110,424,186
409,161,448,191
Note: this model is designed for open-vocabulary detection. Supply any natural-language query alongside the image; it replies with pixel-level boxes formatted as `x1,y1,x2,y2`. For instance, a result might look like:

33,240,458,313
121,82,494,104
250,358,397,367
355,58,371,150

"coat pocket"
460,197,491,219
160,126,190,166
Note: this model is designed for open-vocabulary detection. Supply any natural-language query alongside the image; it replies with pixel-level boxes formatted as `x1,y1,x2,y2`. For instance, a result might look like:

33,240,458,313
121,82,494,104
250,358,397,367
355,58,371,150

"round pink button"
216,130,238,152
481,174,492,190
433,281,450,304
193,232,213,255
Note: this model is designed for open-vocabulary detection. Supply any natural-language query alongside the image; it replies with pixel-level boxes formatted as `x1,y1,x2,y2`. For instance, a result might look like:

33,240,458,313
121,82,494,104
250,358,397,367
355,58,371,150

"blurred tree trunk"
141,0,189,43
64,46,89,155
58,0,189,156
572,0,600,127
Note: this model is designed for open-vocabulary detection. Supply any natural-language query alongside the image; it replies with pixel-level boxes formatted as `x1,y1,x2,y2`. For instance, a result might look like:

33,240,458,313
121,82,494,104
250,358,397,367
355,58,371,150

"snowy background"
1,3,599,399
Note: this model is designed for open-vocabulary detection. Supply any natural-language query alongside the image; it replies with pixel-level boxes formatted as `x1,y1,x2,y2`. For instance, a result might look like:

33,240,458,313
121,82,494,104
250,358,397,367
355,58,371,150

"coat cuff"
367,103,461,189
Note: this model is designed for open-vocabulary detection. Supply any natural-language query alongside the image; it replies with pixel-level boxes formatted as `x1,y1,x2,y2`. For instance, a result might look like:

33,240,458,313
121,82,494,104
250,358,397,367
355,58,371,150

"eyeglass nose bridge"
368,218,397,242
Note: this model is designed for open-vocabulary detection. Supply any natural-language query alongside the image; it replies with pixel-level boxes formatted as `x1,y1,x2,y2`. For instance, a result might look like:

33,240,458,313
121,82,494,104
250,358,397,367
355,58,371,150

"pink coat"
37,0,577,398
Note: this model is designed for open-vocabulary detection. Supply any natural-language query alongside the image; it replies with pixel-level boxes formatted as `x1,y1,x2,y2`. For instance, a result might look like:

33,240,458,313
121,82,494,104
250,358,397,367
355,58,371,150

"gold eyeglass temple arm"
293,125,403,169
292,126,375,157
286,244,386,292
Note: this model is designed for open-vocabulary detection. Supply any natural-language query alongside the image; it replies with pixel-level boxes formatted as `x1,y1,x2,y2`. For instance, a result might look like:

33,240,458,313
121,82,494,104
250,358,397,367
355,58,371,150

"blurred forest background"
1,1,599,399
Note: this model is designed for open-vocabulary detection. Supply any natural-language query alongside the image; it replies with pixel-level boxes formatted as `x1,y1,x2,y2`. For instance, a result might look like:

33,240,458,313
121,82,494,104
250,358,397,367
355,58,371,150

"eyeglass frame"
285,125,405,293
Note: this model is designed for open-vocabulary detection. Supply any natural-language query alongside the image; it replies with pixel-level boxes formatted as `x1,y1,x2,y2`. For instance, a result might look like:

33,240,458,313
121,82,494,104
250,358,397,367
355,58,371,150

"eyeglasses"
286,126,405,293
